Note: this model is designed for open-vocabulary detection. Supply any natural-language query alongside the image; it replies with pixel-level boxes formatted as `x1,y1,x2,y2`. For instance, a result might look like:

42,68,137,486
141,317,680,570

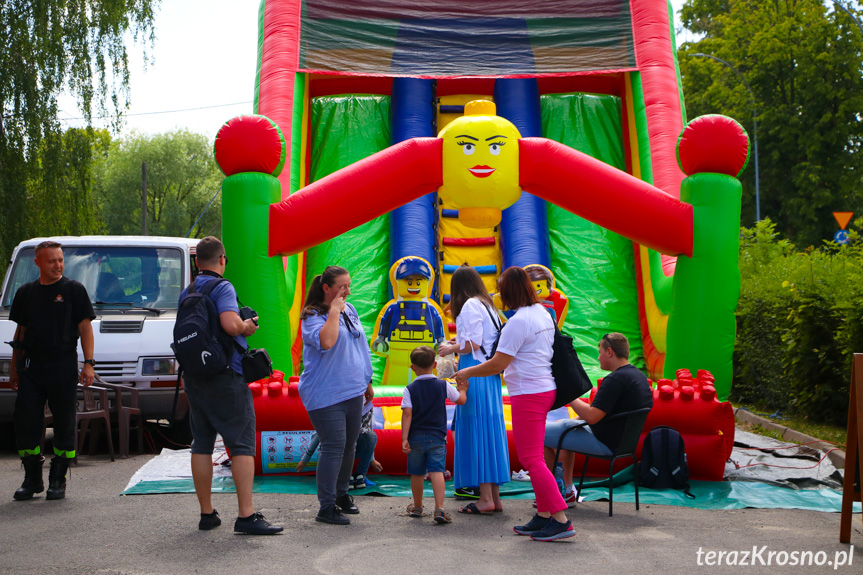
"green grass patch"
734,402,848,446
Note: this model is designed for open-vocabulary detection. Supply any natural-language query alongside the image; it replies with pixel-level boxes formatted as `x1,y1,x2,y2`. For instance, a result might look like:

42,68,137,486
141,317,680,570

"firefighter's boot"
46,456,70,500
13,455,44,501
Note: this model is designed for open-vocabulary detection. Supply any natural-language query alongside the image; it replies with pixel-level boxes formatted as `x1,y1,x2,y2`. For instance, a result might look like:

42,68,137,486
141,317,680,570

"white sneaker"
564,489,578,508
511,469,531,482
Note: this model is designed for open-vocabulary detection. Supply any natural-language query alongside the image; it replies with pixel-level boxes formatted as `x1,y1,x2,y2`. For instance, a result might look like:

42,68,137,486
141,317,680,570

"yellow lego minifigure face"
438,100,522,228
533,280,551,300
396,275,427,300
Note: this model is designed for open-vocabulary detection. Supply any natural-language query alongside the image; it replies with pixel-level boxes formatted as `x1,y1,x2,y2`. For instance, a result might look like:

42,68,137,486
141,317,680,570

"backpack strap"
673,432,696,499
197,278,247,355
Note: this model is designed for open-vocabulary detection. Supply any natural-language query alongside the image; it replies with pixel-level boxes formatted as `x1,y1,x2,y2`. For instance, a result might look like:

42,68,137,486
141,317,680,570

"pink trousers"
510,390,567,514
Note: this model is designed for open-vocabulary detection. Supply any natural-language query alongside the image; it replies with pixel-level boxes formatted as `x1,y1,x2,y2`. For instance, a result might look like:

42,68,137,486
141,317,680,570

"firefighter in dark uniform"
9,241,96,501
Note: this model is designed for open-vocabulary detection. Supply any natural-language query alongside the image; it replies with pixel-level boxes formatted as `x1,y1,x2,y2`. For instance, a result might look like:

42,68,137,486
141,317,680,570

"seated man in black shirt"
543,332,653,507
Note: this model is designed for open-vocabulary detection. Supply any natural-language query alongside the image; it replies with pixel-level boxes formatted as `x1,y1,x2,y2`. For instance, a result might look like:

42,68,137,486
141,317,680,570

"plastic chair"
44,384,115,462
93,378,143,458
551,406,651,517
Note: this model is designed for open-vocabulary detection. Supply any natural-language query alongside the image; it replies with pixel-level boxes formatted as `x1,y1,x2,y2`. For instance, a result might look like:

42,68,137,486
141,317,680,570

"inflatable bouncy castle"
214,0,745,481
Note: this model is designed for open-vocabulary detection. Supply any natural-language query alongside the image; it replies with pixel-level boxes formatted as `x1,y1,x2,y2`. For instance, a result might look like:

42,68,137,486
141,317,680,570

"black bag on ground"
171,279,233,379
549,325,593,410
638,425,695,498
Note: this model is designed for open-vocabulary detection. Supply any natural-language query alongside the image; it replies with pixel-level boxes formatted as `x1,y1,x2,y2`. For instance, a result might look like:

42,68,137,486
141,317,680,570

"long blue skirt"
453,353,511,487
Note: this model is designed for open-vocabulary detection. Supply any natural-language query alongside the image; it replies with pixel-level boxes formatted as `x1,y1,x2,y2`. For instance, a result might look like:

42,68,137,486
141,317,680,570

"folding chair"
552,407,651,517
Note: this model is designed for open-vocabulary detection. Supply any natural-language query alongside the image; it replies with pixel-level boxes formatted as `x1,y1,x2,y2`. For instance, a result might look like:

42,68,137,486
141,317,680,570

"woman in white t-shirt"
455,266,574,541
439,266,510,514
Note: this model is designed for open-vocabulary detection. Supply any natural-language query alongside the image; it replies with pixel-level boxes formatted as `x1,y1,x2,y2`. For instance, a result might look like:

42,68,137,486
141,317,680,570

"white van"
0,236,199,426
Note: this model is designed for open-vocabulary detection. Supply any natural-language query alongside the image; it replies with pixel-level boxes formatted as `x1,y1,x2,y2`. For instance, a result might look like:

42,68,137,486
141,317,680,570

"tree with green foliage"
28,127,112,236
0,0,158,275
678,0,863,247
734,218,863,425
95,129,223,238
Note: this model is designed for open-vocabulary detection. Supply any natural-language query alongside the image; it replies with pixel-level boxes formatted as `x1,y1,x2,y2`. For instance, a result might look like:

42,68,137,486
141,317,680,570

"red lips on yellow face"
469,165,495,178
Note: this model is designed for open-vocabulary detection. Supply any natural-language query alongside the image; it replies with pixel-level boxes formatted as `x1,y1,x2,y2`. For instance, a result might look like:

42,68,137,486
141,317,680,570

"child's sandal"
434,508,453,524
406,504,423,518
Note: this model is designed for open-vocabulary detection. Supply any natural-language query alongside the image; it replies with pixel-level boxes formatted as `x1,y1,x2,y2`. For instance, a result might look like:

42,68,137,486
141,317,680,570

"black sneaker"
513,514,551,536
234,512,283,535
351,474,366,490
316,504,350,525
530,517,576,541
454,487,480,500
335,493,359,514
199,509,221,531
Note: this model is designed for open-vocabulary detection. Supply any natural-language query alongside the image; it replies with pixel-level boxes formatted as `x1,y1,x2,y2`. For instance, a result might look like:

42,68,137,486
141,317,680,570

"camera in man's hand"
240,306,258,325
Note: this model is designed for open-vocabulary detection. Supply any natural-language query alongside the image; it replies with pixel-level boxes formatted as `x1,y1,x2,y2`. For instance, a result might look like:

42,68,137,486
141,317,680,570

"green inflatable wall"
304,95,392,382
222,171,293,373
541,93,644,383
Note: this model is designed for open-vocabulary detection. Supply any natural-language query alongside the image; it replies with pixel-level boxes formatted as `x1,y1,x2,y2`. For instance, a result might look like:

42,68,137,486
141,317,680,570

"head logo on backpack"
638,425,695,498
171,278,233,378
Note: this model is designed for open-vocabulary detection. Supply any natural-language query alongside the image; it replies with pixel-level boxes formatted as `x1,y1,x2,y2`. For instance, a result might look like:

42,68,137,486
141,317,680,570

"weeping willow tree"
0,0,158,276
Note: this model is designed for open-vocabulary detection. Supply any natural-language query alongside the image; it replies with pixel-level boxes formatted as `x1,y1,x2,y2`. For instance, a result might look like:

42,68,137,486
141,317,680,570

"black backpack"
171,278,234,379
638,425,695,498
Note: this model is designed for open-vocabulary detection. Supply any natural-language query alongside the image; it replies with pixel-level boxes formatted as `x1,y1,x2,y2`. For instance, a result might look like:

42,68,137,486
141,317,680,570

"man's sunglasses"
601,333,620,357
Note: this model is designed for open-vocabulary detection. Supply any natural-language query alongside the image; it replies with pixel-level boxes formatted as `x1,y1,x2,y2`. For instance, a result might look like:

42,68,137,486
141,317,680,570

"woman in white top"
439,266,510,514
455,266,574,541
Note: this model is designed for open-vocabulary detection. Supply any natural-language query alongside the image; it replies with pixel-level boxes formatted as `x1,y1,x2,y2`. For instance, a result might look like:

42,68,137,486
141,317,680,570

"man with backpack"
543,333,653,501
177,236,282,535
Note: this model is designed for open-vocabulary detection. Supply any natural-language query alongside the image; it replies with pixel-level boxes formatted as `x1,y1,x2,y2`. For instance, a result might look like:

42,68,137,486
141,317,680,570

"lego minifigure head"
524,264,554,300
392,256,434,300
438,100,522,228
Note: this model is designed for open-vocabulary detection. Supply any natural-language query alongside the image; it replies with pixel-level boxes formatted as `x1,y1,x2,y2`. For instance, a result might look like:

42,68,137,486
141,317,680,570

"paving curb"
733,407,846,468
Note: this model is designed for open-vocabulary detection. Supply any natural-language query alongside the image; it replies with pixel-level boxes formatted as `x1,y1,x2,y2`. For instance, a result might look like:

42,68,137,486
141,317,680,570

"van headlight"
0,358,10,378
142,358,178,376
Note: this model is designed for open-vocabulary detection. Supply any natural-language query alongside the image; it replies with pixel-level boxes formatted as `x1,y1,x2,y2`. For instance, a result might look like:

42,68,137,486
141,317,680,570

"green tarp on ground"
122,473,861,514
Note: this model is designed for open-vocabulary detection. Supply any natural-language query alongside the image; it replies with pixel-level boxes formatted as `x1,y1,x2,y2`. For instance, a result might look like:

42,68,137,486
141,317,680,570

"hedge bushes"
733,219,863,425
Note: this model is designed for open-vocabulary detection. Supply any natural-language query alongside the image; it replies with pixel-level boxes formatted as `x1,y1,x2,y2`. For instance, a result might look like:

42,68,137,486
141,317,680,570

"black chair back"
608,407,652,456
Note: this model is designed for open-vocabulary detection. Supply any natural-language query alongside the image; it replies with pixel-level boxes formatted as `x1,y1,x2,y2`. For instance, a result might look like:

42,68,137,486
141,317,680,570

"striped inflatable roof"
298,0,637,77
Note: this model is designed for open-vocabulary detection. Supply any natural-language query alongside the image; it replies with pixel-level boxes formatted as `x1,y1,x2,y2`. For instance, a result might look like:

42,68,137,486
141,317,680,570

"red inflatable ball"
214,115,286,177
676,114,750,178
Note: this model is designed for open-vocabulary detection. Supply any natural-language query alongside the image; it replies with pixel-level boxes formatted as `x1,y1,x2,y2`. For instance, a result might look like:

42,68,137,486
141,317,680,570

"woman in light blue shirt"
299,265,373,525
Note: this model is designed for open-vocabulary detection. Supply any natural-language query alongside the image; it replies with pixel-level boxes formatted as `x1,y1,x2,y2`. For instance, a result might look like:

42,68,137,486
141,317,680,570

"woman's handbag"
550,325,593,410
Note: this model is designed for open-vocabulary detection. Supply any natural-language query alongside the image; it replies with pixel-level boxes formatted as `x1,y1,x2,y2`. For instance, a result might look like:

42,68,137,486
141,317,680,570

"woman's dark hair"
497,266,539,311
301,265,349,319
449,265,495,319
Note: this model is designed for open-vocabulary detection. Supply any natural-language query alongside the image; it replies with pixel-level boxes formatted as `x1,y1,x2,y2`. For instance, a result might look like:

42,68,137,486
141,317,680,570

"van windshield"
2,246,184,310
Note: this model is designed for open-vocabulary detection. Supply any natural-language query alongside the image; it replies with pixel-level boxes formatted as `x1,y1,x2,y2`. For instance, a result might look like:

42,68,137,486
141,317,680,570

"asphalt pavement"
0,451,861,575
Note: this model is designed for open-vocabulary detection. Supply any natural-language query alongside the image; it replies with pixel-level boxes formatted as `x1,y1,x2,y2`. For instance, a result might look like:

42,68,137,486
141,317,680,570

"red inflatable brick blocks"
590,368,734,481
247,369,733,482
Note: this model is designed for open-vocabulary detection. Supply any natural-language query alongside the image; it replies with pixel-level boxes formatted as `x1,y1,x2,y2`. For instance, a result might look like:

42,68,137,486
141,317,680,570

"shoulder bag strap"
478,302,503,360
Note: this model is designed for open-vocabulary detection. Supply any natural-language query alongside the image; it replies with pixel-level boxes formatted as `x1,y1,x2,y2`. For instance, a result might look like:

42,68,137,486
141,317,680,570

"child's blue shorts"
407,433,447,476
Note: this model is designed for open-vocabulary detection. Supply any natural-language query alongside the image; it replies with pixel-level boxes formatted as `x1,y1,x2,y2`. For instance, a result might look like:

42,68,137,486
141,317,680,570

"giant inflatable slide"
214,0,744,481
